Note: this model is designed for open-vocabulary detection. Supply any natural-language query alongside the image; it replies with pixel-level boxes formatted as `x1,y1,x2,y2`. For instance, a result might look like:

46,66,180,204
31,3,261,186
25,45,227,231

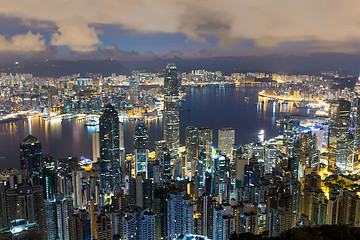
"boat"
85,119,99,126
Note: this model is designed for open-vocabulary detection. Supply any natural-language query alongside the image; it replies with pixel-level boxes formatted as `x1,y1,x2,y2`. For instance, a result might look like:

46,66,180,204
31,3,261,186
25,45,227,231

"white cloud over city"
0,0,360,54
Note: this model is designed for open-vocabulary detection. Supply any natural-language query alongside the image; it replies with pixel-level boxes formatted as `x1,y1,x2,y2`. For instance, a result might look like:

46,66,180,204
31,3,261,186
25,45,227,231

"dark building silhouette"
164,64,180,159
20,135,42,181
99,104,120,192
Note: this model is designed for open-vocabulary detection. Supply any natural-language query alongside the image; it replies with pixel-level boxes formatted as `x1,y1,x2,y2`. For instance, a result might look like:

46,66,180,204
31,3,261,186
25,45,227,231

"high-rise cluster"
2,65,360,240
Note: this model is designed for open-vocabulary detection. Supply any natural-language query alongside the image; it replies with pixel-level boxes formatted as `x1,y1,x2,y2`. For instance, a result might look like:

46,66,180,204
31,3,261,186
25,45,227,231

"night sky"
1,1,360,64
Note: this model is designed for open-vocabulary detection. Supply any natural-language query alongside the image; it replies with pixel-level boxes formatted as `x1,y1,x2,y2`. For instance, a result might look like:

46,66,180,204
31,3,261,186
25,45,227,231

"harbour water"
0,85,300,170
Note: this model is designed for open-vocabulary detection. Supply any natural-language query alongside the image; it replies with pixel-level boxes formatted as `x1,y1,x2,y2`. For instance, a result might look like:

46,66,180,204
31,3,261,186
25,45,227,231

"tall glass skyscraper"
163,64,180,158
328,99,351,172
218,127,235,158
198,127,213,168
350,79,360,171
134,122,149,177
6,183,47,239
134,122,149,150
20,135,42,181
185,126,199,162
99,104,120,192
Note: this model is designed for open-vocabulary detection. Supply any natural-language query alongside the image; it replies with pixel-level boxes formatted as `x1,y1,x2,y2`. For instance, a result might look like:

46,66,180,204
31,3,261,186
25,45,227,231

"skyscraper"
119,121,125,151
0,169,22,229
328,99,351,172
95,213,111,240
167,191,194,239
185,126,199,162
154,140,168,162
99,104,121,192
45,194,75,240
119,121,126,172
92,131,100,163
73,209,91,240
350,81,360,171
6,183,47,239
198,127,213,168
163,64,180,159
218,127,235,158
134,122,149,178
185,126,199,178
0,179,7,230
123,208,156,240
153,183,169,240
41,154,56,200
20,135,42,181
134,122,149,150
154,140,171,179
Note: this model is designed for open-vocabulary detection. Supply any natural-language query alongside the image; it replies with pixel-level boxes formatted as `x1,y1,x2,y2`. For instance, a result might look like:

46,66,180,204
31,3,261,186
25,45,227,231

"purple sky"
1,1,360,63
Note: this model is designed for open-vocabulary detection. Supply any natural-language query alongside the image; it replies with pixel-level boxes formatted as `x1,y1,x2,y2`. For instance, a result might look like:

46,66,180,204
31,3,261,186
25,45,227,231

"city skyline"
2,0,360,237
1,64,360,239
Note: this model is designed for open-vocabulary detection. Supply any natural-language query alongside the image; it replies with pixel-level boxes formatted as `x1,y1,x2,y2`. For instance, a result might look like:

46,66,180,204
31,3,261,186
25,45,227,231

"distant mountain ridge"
1,53,360,77
0,59,130,77
124,54,360,76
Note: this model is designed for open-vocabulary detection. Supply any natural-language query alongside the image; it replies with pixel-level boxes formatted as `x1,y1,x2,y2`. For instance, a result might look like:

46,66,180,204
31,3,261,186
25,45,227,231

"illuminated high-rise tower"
328,99,351,172
185,126,199,162
134,122,149,178
163,64,180,159
198,127,213,168
218,127,235,158
134,122,149,150
350,76,360,171
185,126,199,177
92,131,100,163
6,183,47,239
99,104,120,192
45,194,74,240
20,135,42,181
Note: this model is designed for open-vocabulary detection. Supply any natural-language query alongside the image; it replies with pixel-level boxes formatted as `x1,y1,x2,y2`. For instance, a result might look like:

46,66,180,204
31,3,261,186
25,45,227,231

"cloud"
51,20,101,52
1,0,360,53
0,31,46,52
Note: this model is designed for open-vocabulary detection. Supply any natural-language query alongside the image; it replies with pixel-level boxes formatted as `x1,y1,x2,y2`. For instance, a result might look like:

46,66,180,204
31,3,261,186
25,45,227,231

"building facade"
99,104,121,192
163,64,180,159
